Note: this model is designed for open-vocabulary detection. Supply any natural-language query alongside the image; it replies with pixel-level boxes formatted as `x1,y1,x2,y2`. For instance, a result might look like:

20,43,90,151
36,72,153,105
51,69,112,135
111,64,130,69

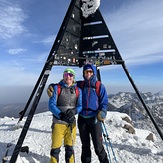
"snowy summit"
0,111,163,163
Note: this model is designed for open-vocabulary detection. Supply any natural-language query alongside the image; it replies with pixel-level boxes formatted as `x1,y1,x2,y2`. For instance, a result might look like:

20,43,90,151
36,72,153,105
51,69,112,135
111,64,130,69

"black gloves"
65,109,75,123
59,109,76,124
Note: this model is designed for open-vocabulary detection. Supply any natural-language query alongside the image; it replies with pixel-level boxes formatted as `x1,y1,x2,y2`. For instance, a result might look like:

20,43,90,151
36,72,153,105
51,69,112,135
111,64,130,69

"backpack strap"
57,84,61,96
75,86,79,98
95,81,101,97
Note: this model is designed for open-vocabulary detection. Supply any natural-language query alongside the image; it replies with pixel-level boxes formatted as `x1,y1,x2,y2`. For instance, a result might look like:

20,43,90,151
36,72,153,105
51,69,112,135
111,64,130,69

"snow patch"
0,111,163,163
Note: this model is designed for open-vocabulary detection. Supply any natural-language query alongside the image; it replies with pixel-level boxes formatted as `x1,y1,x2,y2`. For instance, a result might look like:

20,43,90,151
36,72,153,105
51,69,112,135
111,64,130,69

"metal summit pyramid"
10,1,162,162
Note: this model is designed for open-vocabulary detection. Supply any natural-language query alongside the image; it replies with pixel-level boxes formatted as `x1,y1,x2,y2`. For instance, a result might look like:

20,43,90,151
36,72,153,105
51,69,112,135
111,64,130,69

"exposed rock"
122,116,133,125
123,124,135,134
146,133,154,142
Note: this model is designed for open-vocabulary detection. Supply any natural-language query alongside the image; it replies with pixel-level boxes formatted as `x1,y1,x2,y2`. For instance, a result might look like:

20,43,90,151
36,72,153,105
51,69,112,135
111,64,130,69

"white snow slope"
0,111,163,163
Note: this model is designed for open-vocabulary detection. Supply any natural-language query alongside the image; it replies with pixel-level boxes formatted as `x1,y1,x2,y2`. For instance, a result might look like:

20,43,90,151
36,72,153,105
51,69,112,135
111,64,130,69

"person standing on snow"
48,68,82,163
77,64,109,163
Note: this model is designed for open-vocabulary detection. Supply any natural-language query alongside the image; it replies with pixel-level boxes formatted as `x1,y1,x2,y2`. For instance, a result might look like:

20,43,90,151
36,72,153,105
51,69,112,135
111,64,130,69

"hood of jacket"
83,64,97,87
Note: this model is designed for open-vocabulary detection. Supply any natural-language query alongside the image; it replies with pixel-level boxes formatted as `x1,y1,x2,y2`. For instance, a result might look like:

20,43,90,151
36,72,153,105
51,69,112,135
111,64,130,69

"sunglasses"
84,70,94,74
64,72,74,77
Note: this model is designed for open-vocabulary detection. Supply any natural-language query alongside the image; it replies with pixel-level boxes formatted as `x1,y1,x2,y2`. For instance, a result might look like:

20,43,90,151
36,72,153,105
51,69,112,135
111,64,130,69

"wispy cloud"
104,0,163,65
7,48,27,55
0,1,28,39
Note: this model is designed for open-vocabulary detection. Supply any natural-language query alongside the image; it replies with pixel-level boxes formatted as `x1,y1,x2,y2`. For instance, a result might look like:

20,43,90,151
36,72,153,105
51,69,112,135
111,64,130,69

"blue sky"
0,0,163,103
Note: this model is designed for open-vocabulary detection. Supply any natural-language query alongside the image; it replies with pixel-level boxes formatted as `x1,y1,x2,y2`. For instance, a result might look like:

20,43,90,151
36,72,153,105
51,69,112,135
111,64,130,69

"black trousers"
78,116,109,163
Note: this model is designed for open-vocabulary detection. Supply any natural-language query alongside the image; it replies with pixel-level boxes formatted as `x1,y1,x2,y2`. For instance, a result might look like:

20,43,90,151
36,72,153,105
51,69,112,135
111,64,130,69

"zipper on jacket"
86,80,90,115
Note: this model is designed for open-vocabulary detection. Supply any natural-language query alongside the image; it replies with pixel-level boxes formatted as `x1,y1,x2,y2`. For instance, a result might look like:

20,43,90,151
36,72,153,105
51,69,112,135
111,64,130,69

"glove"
65,109,75,123
47,85,54,97
69,108,77,115
97,111,106,122
59,109,75,124
59,112,66,121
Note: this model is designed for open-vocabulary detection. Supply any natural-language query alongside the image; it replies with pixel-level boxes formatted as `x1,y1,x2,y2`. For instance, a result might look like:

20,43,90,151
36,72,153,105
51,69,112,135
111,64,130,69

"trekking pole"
70,124,75,163
101,122,118,163
101,123,112,163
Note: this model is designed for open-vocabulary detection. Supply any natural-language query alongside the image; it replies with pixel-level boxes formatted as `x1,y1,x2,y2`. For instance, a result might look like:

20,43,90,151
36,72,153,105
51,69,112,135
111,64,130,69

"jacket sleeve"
75,87,82,114
48,85,61,119
98,83,108,113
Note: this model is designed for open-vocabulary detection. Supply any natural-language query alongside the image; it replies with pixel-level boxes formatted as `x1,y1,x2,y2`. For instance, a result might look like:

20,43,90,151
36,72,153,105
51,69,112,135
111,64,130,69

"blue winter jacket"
48,80,82,119
77,64,108,118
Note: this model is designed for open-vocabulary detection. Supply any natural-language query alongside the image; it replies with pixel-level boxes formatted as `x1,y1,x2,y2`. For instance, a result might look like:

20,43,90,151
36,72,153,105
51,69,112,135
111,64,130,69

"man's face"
63,72,74,86
84,69,94,80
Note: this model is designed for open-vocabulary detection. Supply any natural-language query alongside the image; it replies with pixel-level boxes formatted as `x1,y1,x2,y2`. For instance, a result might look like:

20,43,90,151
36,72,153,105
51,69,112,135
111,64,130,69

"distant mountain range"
108,90,163,136
1,90,163,137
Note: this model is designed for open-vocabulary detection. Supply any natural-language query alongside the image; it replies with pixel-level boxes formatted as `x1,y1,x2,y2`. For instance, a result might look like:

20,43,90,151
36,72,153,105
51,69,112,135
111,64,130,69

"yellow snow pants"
50,123,76,163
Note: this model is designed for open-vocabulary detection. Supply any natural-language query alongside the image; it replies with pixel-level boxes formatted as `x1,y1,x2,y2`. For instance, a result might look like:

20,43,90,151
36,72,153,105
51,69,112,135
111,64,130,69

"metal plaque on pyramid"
52,0,123,67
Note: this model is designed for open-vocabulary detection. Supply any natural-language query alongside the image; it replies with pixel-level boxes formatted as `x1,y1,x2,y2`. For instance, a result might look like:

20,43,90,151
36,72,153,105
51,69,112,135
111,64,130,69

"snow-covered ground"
0,111,163,163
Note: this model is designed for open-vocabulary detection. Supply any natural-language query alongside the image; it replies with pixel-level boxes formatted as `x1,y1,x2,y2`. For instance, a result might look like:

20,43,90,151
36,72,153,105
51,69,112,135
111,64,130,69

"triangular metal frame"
11,0,162,162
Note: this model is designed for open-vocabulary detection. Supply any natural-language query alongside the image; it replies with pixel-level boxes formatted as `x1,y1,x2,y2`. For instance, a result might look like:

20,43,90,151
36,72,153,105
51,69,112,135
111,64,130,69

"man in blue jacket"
77,64,109,163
